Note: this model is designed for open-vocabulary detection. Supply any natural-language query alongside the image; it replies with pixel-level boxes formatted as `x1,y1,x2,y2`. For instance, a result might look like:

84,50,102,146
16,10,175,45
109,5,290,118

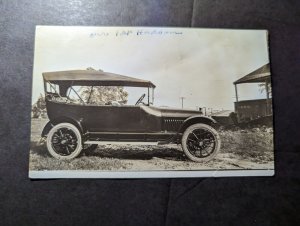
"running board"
85,141,159,145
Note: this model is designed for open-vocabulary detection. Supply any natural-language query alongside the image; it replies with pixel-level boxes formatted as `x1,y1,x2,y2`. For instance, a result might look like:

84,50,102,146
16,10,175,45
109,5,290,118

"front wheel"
181,123,221,162
46,123,82,160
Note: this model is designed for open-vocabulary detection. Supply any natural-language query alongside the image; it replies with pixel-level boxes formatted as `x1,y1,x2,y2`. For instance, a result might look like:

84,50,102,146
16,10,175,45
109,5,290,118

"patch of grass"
219,129,274,163
29,152,130,171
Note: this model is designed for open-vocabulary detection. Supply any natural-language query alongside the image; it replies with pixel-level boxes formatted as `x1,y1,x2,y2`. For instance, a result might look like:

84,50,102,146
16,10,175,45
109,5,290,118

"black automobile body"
41,70,221,161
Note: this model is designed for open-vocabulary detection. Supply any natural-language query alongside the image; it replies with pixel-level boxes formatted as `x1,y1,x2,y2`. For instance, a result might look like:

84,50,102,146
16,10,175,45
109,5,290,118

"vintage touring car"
41,70,221,162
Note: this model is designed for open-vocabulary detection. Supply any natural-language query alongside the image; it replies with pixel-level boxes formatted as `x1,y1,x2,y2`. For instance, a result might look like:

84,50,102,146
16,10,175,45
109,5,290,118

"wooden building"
233,64,272,123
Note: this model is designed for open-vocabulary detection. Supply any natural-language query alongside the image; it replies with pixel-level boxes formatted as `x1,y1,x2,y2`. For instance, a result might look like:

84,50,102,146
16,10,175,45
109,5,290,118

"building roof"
42,70,156,88
234,64,271,85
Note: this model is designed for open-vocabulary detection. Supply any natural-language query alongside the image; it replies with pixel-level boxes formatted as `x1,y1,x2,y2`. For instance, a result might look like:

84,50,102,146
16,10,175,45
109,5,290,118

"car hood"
141,105,201,118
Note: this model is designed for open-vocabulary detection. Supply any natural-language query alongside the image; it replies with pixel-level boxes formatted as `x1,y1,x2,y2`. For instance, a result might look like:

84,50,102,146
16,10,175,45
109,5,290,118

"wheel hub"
61,139,67,145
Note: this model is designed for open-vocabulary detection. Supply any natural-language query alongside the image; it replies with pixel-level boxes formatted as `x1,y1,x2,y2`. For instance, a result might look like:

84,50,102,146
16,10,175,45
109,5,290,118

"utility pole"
180,97,185,109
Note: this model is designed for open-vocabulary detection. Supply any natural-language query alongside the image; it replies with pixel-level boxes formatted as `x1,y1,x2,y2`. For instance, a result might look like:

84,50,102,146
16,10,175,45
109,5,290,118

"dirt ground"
29,118,274,171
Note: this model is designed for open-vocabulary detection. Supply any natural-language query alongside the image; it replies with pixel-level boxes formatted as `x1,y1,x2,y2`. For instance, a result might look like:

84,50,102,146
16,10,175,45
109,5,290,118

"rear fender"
41,121,54,137
41,117,85,137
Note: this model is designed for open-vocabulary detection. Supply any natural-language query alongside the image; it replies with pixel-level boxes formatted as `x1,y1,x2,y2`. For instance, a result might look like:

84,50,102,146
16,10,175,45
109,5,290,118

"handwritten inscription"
89,29,183,38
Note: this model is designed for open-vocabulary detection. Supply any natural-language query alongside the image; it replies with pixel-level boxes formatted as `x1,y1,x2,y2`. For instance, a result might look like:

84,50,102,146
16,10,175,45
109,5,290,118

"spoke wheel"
181,123,221,162
46,123,82,160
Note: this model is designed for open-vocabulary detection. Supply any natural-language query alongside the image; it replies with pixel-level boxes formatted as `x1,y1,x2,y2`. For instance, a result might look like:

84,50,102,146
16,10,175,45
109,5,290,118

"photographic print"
29,26,274,178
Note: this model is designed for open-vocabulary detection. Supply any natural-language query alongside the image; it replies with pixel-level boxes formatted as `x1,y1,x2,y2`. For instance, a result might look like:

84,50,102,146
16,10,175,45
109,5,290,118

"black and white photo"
29,26,274,178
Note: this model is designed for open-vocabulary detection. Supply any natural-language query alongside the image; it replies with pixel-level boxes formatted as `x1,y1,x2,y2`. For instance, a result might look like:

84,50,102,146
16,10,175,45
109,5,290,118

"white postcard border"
29,169,274,179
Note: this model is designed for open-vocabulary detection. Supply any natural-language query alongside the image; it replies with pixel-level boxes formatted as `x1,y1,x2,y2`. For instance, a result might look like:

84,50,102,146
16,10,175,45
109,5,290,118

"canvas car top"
43,70,156,88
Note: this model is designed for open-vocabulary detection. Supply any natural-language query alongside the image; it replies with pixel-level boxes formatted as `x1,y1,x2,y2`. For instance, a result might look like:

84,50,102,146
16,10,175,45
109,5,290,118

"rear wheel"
181,123,221,162
46,123,82,160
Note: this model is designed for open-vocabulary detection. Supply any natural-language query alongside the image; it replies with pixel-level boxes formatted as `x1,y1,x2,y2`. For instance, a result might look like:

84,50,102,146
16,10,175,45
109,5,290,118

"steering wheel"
135,93,146,105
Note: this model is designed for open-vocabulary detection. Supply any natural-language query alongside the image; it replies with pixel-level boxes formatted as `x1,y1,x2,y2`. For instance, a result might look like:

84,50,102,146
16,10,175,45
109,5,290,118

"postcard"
29,26,274,178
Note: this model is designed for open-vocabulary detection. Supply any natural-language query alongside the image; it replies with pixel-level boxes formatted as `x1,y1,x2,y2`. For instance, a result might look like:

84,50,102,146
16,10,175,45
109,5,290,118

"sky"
32,26,270,110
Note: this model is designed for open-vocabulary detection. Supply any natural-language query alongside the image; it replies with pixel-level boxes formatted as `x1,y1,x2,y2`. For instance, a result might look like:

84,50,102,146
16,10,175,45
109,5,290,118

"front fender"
179,115,218,133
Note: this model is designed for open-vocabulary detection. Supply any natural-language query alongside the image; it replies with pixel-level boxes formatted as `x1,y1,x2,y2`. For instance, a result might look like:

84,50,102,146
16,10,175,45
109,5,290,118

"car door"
84,105,145,132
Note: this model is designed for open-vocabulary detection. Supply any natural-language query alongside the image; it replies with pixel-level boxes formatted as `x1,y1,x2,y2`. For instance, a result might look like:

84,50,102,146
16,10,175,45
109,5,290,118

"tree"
79,67,128,104
32,94,46,118
79,86,128,104
258,82,272,98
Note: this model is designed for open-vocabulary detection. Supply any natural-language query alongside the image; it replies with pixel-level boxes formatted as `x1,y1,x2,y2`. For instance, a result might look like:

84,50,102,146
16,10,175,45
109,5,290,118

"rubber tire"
46,123,82,160
181,123,221,162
